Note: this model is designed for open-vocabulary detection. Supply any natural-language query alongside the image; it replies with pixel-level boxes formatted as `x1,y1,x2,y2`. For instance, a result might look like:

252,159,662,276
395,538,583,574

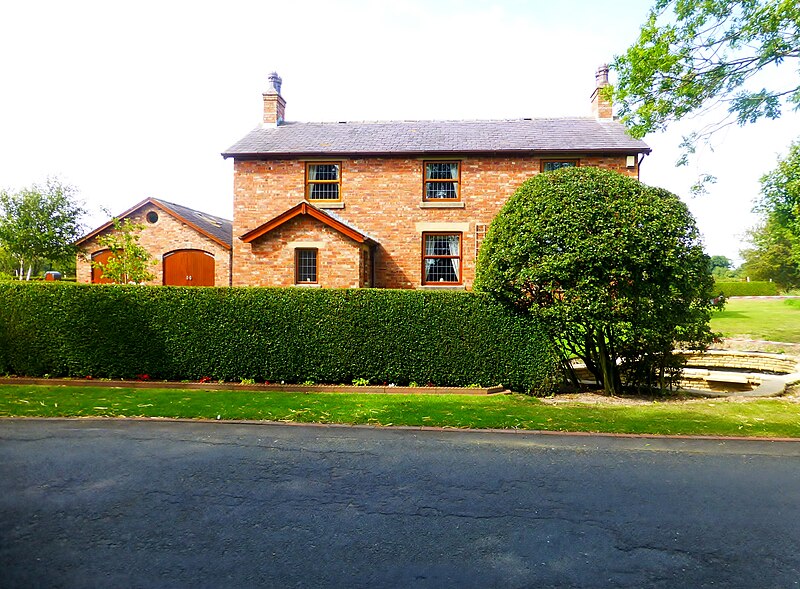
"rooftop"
222,117,650,159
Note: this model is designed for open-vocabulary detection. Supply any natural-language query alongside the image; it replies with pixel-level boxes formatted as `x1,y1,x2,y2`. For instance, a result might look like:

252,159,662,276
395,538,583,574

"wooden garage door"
163,250,215,286
91,250,114,284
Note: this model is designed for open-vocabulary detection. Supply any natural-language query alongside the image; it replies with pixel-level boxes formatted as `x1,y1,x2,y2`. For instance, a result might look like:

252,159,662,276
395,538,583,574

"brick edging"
0,377,508,396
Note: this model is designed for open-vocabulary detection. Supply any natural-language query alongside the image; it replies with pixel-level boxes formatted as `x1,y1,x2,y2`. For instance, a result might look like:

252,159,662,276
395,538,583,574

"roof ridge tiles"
279,116,597,125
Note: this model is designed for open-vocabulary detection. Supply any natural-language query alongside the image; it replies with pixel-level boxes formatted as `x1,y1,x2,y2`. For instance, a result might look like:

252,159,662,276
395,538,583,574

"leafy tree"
474,167,716,395
0,178,86,280
613,0,800,148
756,140,800,243
708,255,743,279
92,218,155,284
709,255,734,277
740,140,800,288
740,219,800,288
739,142,800,288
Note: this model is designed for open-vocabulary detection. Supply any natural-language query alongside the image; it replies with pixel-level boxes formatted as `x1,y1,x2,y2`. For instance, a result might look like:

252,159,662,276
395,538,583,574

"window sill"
418,284,466,291
293,283,320,288
310,201,345,209
419,201,465,209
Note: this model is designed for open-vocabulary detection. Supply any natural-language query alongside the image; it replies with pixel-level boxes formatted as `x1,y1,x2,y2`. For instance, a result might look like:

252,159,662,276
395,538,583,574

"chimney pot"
262,71,286,126
591,64,613,120
595,64,609,88
266,72,283,95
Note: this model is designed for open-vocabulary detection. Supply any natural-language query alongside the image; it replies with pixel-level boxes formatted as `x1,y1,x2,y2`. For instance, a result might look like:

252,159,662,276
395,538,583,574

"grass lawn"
2,384,800,438
710,298,800,343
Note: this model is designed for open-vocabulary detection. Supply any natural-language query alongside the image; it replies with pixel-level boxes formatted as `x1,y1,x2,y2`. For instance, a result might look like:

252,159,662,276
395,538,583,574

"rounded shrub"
475,167,716,394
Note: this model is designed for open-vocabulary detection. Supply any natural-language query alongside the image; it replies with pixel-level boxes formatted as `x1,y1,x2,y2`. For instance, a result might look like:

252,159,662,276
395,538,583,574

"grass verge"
2,385,800,438
711,298,800,343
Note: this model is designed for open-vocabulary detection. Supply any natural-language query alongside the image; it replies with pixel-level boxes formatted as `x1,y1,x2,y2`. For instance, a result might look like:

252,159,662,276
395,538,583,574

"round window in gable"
146,211,159,224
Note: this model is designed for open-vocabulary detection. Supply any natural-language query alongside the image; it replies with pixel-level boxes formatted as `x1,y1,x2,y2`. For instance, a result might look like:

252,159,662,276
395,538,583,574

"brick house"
76,198,232,286
222,66,650,290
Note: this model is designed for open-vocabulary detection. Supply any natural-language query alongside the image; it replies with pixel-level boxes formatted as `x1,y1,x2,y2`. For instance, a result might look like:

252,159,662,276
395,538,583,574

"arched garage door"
91,249,114,284
163,249,215,286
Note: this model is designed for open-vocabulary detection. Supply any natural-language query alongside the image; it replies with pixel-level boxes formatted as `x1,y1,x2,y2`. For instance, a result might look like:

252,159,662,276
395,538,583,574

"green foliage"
0,284,559,394
712,280,780,296
708,255,735,278
474,167,715,395
741,140,800,289
613,0,800,144
92,218,156,284
0,246,17,277
709,255,732,271
0,178,86,279
758,140,800,234
740,220,800,289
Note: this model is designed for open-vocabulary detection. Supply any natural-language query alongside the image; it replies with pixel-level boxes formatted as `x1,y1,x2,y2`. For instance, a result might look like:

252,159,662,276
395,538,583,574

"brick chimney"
590,64,612,119
262,72,286,126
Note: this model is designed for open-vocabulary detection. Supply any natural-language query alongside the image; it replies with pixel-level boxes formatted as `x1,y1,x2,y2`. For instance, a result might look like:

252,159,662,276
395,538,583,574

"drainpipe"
370,244,377,289
637,153,647,181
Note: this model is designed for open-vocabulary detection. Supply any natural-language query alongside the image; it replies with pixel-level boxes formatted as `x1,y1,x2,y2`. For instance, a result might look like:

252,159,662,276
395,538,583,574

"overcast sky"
1,0,798,264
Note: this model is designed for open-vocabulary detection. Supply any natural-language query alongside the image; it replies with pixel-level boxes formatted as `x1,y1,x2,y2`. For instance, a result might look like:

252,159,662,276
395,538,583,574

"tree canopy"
756,139,800,237
0,178,86,280
740,140,800,288
708,255,734,277
613,0,800,144
474,167,715,395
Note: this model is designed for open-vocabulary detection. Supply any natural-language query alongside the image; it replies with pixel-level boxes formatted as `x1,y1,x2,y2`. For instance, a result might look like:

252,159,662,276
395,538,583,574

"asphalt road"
1,419,800,589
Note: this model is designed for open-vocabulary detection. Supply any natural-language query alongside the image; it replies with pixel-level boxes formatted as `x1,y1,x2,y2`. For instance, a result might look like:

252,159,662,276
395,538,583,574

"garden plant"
475,167,716,395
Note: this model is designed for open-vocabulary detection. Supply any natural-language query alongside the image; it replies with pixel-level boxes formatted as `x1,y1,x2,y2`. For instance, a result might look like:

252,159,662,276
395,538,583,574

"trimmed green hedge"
0,284,559,393
713,281,780,297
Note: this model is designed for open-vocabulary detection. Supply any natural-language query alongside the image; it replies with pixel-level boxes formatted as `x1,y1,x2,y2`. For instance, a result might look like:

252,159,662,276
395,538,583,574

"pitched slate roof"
240,202,377,245
222,118,650,159
155,199,233,248
76,198,233,249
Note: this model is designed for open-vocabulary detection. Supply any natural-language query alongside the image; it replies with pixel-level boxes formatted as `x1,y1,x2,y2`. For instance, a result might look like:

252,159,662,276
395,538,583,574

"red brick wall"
244,214,367,288
77,205,231,285
232,155,638,289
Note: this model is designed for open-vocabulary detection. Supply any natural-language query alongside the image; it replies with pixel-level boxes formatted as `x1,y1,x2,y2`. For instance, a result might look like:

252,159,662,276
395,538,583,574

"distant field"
710,298,800,343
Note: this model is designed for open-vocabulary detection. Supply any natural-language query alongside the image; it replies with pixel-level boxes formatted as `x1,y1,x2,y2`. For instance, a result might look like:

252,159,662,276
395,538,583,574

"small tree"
475,167,716,395
709,255,735,278
0,178,86,280
92,218,155,284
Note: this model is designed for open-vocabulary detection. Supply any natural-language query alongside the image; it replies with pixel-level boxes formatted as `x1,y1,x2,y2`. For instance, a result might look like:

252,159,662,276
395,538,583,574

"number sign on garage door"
163,250,215,286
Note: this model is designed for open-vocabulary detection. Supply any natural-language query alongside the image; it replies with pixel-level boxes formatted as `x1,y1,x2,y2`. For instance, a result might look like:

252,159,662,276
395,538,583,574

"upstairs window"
424,162,460,201
295,248,318,284
306,163,341,201
541,159,579,172
422,233,461,285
